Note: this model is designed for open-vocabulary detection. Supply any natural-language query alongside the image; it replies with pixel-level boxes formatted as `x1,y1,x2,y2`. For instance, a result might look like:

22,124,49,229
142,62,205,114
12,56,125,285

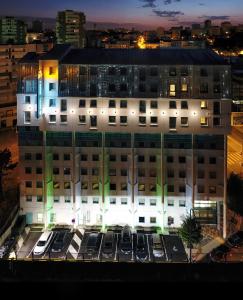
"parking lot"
2,226,188,263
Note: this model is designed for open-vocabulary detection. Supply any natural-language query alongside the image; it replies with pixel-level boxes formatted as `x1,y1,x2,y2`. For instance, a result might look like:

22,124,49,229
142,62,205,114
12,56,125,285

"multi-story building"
0,17,27,44
56,10,86,48
0,43,53,128
17,45,231,236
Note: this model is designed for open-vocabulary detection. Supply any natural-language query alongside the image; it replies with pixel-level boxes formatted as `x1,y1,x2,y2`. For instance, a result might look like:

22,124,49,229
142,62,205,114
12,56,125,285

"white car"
33,231,54,255
152,234,165,259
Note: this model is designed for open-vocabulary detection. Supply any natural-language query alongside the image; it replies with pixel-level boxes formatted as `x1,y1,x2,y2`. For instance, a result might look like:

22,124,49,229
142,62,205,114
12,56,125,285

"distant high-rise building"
32,20,43,32
204,19,212,29
56,10,86,48
0,16,27,44
221,22,232,35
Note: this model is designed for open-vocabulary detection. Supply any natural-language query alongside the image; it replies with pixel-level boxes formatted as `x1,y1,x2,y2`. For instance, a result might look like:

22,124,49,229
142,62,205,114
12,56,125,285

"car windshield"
37,241,46,247
105,242,112,248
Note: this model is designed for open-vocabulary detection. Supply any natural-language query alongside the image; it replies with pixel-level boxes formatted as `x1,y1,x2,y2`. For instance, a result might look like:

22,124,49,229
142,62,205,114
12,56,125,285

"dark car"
51,231,68,252
120,225,132,255
227,231,243,248
210,244,231,262
135,233,148,262
86,233,100,256
102,231,114,258
0,236,16,259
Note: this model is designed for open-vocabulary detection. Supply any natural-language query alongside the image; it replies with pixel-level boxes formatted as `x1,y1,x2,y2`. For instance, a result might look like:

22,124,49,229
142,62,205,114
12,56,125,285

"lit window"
138,184,145,192
37,213,43,222
181,84,188,92
81,182,88,189
24,111,31,124
49,115,56,123
92,182,99,190
53,182,60,189
200,100,207,109
169,84,176,96
200,117,208,126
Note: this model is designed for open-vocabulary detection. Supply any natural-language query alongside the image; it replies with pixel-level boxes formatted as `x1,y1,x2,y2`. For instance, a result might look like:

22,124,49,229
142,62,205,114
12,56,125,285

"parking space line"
131,234,134,261
146,234,151,261
98,233,104,260
114,233,118,261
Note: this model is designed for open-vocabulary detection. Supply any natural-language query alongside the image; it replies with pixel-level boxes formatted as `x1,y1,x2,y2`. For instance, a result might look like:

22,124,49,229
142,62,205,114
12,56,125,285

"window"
200,83,208,94
169,101,176,109
181,101,188,109
149,169,157,177
209,157,216,164
109,100,116,108
150,116,158,125
64,154,70,160
53,168,59,175
109,116,116,124
138,184,145,191
181,117,188,127
120,68,127,76
64,181,71,190
168,217,174,226
25,181,32,188
120,100,127,108
92,168,99,176
138,155,145,163
121,169,127,176
198,170,204,179
49,67,54,75
92,154,99,161
138,169,145,177
64,168,71,175
200,100,207,109
79,99,86,108
168,199,174,206
92,182,99,190
25,96,31,104
37,196,43,202
150,156,156,163
139,100,146,113
181,67,188,76
121,198,127,205
150,217,156,224
181,84,188,93
36,153,42,160
109,155,116,162
214,84,221,94
81,197,88,204
169,117,177,130
109,84,116,92
150,67,158,76
200,117,208,126
64,196,71,203
90,115,97,127
24,153,31,160
200,68,208,77
150,199,157,206
179,200,186,207
25,167,32,174
168,185,174,193
110,183,116,191
79,115,86,124
81,182,88,189
150,184,156,192
53,153,59,160
24,111,31,124
109,197,116,205
169,67,176,76
167,170,174,178
36,167,42,174
151,101,158,109
53,182,60,189
179,156,186,163
26,195,32,202
179,185,186,193
49,99,56,107
108,169,116,177
213,117,221,126
81,168,88,175
169,84,176,97
121,183,127,191
49,83,55,91
120,116,127,125
60,115,67,123
209,171,217,179
49,115,56,123
139,116,146,126
213,102,220,115
90,100,97,108
81,154,87,161
209,186,216,194
139,217,145,223
93,197,99,204
197,185,204,193
54,196,60,203
37,213,43,222
121,155,127,162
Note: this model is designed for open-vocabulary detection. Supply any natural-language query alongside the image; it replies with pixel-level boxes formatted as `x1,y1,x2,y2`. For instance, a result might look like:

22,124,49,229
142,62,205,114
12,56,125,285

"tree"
0,148,17,201
227,172,243,216
179,215,203,248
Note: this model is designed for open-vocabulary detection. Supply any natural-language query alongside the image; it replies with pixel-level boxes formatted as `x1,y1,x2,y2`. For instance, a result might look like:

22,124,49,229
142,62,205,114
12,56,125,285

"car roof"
40,231,52,240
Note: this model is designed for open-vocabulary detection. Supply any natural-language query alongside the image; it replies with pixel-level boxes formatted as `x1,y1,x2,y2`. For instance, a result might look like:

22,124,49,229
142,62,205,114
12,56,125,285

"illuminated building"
56,10,86,48
17,45,231,236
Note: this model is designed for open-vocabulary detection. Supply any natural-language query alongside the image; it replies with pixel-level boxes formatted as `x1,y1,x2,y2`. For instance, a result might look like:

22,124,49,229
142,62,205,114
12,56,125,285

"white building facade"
17,46,231,234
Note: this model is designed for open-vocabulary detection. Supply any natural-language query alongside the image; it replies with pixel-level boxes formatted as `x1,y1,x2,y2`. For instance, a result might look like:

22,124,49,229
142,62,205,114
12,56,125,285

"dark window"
90,116,97,127
36,181,43,188
53,153,59,160
179,156,186,163
151,101,158,109
167,156,174,163
213,117,220,126
150,67,158,76
139,84,146,92
109,169,116,176
120,68,127,76
209,157,216,164
169,117,177,129
90,100,97,108
25,167,31,174
198,156,204,164
53,168,59,175
109,116,116,124
138,155,145,162
90,67,98,76
179,170,186,178
181,67,188,76
213,102,220,114
120,100,127,108
64,168,71,175
167,170,174,178
198,186,204,193
120,116,127,124
139,116,146,125
139,100,146,113
36,153,42,160
169,67,176,76
200,68,208,77
120,84,127,91
179,185,186,193
81,168,88,175
168,185,174,192
198,170,204,179
109,84,116,92
150,84,158,93
108,67,116,75
139,217,145,223
60,99,67,111
121,169,127,176
64,154,70,161
81,154,88,161
121,155,127,162
25,181,32,188
109,100,116,108
139,68,146,81
92,154,99,161
24,153,31,160
150,156,156,163
79,99,86,107
110,155,116,162
169,101,177,109
150,116,158,125
209,186,216,194
214,84,221,94
209,171,217,179
138,169,145,177
110,183,116,190
200,83,208,93
181,101,188,109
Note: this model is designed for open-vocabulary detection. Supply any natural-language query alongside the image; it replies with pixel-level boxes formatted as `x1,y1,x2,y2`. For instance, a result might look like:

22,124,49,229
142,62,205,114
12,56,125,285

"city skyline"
0,0,242,29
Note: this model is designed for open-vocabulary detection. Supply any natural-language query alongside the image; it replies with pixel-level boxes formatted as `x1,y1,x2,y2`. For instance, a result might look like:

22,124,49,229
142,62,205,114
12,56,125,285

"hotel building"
17,45,231,235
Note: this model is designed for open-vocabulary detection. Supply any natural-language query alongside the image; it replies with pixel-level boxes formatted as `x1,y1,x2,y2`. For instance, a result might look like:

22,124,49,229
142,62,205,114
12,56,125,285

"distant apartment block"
0,16,27,44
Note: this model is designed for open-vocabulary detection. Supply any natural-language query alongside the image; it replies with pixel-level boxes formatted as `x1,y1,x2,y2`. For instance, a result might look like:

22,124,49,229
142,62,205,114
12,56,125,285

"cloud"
164,0,181,4
152,10,184,18
199,15,230,20
139,0,157,8
199,3,205,5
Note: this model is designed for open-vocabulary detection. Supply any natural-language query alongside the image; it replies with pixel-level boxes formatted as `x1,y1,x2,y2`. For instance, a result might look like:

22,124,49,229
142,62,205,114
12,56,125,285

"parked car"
51,231,68,252
210,244,230,262
86,233,100,256
120,225,133,255
0,236,16,259
227,231,243,248
135,233,147,262
33,231,54,255
152,234,165,259
102,231,114,258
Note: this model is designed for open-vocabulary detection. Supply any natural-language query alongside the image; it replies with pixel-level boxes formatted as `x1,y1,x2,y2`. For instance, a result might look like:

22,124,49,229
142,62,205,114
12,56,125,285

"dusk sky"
0,0,242,28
